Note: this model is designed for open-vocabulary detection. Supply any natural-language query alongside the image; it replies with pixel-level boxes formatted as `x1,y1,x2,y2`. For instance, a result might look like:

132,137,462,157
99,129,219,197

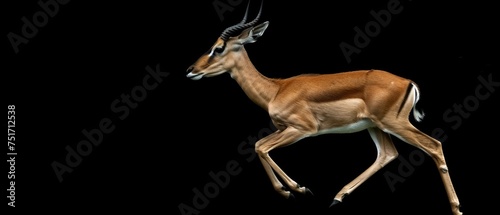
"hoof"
287,193,296,201
305,188,314,196
329,200,341,208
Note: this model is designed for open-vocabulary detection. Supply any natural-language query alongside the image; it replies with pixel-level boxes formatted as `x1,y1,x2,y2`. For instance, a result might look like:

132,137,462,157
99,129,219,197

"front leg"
255,127,313,198
257,156,291,198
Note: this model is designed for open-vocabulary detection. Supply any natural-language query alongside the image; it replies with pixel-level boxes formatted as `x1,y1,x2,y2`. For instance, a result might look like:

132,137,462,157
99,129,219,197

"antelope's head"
186,1,269,80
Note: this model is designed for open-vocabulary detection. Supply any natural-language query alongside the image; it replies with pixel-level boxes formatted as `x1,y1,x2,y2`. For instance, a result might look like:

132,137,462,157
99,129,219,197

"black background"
4,0,499,214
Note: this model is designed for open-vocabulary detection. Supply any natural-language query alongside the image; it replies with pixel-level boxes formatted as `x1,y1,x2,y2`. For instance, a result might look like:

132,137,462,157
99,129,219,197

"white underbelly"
313,119,375,135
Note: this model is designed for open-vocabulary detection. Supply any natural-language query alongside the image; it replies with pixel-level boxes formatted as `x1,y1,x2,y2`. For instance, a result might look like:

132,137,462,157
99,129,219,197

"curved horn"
220,0,263,41
238,0,251,25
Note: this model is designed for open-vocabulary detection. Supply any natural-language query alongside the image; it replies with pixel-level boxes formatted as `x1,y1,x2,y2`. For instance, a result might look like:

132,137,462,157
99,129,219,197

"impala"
186,2,462,215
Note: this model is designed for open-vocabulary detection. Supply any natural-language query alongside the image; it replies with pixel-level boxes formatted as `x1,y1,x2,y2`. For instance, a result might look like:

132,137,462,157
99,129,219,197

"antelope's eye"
214,46,224,54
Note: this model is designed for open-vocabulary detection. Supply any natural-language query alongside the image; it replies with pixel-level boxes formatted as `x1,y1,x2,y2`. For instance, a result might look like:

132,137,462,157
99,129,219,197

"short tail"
411,82,425,122
397,82,425,122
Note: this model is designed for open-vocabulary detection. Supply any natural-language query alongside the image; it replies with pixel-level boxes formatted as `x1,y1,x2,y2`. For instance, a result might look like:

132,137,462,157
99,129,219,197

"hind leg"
331,127,399,206
383,122,462,215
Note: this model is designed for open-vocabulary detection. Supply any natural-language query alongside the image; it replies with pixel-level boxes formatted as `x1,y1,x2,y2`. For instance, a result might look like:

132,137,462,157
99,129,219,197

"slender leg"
255,127,311,198
331,127,399,206
387,123,462,215
258,155,290,198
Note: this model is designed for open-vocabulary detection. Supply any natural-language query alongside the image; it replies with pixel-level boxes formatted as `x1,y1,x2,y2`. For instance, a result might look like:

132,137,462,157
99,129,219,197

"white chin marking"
187,72,203,80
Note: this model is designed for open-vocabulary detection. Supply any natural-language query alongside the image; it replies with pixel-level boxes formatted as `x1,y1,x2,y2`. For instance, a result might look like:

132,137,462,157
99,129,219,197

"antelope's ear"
238,21,269,45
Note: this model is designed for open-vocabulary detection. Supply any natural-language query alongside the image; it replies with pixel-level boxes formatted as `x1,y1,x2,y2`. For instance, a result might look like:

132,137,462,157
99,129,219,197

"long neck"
229,48,279,111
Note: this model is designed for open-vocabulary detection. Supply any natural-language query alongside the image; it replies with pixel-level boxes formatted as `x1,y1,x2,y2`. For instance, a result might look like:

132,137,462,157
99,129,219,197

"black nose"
186,65,194,73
